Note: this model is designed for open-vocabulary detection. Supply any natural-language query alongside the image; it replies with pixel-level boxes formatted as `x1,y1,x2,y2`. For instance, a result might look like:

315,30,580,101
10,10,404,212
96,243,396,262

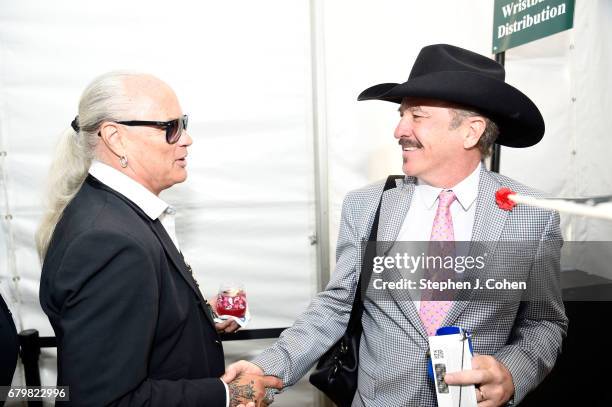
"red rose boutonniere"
495,187,517,211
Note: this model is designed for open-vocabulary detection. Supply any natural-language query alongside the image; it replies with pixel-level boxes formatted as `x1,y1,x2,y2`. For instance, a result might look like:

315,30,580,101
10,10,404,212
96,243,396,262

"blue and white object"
428,326,477,407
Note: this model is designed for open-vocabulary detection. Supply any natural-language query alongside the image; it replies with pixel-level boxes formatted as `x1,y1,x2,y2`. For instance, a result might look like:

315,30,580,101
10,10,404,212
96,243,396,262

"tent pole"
309,2,334,406
491,51,505,173
309,0,330,292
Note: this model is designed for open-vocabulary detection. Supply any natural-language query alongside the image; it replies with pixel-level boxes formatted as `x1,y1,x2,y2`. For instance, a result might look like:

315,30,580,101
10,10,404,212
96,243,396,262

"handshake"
221,360,283,407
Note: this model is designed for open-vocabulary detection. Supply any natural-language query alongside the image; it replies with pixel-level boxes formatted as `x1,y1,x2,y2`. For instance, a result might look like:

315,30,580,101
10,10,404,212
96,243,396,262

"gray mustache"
398,138,423,148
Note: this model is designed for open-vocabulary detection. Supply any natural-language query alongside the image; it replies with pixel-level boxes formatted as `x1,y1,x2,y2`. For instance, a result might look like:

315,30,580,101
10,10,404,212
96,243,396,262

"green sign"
492,0,575,53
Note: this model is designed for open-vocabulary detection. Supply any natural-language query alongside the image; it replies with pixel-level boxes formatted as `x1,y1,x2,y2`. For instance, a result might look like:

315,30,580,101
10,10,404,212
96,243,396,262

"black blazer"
40,175,226,406
0,292,18,390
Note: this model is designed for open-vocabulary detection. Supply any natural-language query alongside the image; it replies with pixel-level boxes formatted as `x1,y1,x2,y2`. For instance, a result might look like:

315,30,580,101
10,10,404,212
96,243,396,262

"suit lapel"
377,177,415,243
149,221,217,327
469,167,508,242
442,167,509,327
88,176,217,329
373,178,430,339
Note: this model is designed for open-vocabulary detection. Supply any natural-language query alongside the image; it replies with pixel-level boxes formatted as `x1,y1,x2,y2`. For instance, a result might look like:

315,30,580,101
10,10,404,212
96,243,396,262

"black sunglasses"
115,114,188,144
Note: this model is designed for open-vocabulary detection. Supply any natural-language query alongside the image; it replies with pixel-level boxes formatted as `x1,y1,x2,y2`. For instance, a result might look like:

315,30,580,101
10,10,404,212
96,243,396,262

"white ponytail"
36,71,142,259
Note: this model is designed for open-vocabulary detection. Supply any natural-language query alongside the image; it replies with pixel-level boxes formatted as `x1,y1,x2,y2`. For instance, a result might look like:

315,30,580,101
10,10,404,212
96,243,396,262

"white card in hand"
429,330,477,407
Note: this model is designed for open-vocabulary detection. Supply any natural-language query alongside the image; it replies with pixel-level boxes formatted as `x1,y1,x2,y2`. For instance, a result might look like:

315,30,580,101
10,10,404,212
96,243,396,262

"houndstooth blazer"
253,166,568,406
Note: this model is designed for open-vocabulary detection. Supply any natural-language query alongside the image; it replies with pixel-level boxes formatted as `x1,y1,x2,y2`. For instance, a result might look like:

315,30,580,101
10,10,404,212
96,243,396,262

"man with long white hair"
37,72,281,406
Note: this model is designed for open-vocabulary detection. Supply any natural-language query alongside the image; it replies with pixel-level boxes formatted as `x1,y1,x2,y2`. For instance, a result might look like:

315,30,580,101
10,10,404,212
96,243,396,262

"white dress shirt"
89,160,180,250
0,279,17,328
396,162,481,309
88,161,229,405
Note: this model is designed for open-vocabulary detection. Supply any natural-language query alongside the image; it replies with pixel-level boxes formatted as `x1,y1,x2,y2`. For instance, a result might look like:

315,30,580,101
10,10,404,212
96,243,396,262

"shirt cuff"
222,380,229,407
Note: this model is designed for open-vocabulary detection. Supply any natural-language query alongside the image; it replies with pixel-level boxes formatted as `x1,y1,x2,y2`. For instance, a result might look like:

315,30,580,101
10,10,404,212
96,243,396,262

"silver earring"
119,156,128,168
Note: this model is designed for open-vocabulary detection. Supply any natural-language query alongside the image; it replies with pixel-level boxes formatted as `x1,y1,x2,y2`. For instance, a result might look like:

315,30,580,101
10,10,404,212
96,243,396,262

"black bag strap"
346,175,404,332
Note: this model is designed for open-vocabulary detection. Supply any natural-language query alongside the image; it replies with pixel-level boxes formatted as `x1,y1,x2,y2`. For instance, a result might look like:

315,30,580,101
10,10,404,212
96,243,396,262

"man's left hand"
215,318,240,334
443,354,514,407
209,297,241,333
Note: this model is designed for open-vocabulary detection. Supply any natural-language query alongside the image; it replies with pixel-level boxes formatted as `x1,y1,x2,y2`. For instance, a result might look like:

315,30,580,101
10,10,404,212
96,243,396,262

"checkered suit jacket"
253,166,567,406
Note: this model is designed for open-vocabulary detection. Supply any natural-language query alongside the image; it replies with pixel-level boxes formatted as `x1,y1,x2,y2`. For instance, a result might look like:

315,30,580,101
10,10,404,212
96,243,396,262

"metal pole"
490,51,505,173
18,329,42,407
309,2,334,406
309,0,330,293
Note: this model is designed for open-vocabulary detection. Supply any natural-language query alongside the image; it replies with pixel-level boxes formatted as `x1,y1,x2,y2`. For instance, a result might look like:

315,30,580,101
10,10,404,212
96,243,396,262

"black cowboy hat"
357,44,545,147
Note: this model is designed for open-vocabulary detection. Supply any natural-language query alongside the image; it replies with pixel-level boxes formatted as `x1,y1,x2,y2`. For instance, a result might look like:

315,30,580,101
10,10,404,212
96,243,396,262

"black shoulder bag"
309,175,403,407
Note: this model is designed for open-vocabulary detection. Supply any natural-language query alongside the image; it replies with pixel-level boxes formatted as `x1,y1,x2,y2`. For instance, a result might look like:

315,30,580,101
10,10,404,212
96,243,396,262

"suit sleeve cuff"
494,345,532,404
222,379,229,407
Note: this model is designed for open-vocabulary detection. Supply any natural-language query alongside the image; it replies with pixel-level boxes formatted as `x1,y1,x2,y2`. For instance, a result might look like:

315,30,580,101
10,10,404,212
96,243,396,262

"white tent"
1,1,610,405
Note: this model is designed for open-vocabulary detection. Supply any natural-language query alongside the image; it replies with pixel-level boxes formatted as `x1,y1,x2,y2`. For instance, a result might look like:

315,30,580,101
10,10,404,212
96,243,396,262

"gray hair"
36,71,141,259
449,108,499,157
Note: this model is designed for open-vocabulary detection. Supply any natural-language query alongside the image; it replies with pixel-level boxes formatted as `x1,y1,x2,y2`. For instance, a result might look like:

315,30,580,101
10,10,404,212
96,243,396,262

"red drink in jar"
216,287,247,318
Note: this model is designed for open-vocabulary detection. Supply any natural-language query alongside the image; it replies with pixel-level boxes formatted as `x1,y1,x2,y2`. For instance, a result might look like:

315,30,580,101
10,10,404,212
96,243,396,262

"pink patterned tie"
419,190,456,336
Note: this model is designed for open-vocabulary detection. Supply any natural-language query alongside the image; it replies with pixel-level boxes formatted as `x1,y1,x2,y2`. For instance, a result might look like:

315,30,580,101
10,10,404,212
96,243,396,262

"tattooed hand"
228,373,282,407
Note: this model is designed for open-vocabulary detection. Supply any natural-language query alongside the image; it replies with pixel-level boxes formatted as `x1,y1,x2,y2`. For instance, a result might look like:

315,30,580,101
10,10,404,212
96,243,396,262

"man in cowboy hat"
223,44,567,406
